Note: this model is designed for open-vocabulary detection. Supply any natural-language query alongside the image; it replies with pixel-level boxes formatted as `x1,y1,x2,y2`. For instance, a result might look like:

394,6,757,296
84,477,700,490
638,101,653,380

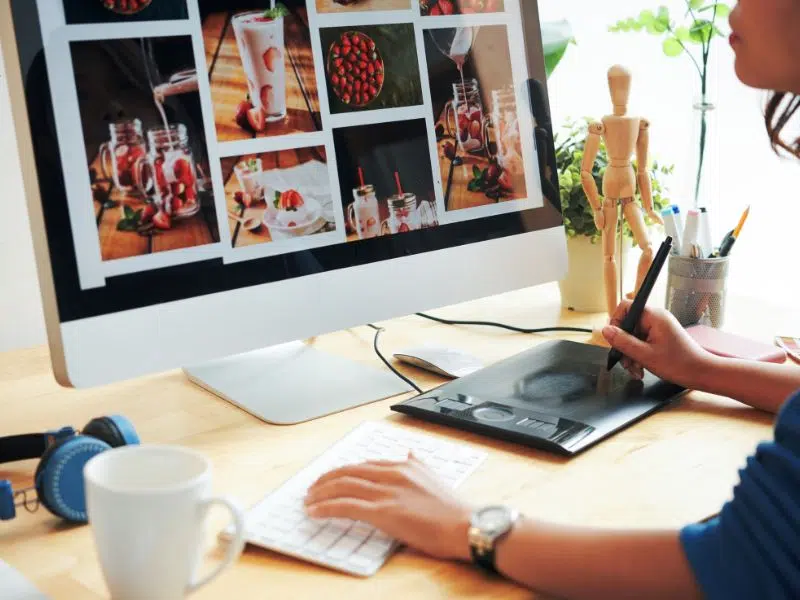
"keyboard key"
326,535,364,560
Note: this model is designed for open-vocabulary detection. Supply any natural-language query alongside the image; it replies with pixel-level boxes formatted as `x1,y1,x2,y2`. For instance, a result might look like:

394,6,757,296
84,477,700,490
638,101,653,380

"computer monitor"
1,0,566,423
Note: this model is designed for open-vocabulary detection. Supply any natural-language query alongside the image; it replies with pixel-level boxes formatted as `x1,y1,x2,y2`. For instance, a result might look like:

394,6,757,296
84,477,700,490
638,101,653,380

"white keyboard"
230,421,487,577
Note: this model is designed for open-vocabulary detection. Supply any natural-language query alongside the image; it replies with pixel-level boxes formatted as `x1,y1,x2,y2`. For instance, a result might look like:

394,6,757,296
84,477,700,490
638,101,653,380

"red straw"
394,171,403,195
358,167,364,188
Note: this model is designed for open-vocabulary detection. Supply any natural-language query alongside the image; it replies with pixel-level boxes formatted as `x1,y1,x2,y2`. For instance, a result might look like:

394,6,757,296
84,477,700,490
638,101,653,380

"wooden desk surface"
0,284,791,599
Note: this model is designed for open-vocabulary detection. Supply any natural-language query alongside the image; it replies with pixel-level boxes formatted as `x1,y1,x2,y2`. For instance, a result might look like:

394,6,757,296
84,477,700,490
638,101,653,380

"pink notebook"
687,325,787,363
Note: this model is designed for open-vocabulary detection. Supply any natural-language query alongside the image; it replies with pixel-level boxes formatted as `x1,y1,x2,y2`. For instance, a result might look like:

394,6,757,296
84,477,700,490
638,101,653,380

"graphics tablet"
391,340,686,456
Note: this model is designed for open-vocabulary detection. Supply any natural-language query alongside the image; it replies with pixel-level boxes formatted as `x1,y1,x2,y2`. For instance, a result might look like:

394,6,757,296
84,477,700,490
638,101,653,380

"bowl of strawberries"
103,0,153,15
326,31,384,109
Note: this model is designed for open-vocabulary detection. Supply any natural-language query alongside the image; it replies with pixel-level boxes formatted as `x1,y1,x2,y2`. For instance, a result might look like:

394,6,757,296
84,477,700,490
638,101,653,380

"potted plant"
555,118,673,312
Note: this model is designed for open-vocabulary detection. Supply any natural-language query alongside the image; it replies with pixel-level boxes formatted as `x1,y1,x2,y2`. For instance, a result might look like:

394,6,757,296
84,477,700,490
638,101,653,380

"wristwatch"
467,505,520,575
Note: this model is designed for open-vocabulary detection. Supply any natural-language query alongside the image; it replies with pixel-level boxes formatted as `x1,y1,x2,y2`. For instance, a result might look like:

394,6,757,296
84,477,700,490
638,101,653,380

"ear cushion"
34,436,110,523
83,415,139,448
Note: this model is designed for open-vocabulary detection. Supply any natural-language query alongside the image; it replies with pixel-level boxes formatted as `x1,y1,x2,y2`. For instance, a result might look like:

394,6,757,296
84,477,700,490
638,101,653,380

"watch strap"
470,544,498,575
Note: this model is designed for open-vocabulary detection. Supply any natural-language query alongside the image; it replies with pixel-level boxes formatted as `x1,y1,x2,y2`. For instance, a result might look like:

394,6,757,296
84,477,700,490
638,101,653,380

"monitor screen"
8,0,561,325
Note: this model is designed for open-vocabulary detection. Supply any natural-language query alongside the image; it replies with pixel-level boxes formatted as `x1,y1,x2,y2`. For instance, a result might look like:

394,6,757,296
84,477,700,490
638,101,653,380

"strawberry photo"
316,0,412,13
423,25,528,211
70,36,220,262
319,23,423,115
63,0,189,23
220,146,337,248
332,119,439,242
200,2,322,142
419,0,504,16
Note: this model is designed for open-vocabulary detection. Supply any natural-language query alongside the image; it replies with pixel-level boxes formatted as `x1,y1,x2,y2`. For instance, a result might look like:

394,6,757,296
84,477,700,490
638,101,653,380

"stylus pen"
607,236,673,371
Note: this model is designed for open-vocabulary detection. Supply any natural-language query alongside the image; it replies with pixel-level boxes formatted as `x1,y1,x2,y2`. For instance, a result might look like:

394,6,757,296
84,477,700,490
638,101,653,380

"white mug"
84,445,246,600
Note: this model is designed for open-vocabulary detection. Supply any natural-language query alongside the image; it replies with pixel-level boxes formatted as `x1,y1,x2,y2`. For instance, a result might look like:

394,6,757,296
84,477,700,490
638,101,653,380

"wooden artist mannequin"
580,65,663,316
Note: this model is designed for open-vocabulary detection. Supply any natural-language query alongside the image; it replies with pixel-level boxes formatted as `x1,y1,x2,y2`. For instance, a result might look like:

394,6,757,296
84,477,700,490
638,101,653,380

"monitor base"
183,341,413,425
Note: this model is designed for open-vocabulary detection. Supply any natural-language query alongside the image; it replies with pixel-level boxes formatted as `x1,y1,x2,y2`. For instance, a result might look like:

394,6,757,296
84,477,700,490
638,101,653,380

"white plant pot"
558,235,630,313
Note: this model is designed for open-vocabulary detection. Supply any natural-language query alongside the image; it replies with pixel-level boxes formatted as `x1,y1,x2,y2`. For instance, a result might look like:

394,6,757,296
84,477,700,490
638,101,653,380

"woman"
304,1,800,597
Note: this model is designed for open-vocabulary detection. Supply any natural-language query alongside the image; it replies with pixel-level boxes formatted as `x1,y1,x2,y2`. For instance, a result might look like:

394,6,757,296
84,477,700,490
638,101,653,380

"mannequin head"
607,65,632,116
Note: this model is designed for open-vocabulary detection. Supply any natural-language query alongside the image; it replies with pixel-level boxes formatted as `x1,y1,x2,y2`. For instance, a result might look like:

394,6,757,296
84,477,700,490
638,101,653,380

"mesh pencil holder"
665,254,730,328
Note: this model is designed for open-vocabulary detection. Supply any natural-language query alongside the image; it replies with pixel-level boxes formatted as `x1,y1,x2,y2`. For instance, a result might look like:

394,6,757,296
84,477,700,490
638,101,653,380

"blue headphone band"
109,415,140,446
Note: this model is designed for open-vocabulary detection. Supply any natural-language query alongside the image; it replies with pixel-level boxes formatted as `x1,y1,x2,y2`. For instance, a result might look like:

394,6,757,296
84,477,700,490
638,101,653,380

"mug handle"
443,100,456,139
347,203,356,232
186,495,246,595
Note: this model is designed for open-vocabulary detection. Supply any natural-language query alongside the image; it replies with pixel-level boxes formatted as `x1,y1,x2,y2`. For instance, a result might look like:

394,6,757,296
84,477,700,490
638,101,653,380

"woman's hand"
602,301,714,389
304,454,472,561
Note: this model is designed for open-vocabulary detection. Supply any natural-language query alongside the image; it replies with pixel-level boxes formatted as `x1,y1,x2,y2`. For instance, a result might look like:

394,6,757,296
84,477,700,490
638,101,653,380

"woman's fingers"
305,475,388,505
305,497,380,521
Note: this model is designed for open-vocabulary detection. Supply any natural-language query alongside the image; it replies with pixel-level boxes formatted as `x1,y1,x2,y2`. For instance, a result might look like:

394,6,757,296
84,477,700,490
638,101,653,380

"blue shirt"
680,389,800,599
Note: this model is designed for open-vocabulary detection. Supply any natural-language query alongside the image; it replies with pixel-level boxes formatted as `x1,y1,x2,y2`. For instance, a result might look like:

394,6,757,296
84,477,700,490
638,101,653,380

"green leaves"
663,37,683,57
117,205,143,232
541,20,575,78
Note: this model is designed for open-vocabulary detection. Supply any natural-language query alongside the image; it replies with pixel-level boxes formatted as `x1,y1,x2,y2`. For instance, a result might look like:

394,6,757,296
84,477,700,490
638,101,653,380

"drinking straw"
270,0,276,9
394,171,403,195
358,167,364,188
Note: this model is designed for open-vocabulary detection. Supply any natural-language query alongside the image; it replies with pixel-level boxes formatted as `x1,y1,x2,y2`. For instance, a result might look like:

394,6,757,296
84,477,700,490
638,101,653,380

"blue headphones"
0,415,139,523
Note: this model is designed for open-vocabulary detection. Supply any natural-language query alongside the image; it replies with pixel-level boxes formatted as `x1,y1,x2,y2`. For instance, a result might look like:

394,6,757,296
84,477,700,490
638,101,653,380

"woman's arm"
304,457,701,599
698,356,800,414
490,520,700,600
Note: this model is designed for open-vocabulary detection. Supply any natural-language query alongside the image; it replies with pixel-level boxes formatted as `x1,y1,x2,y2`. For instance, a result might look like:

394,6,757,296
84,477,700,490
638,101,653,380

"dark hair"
765,92,800,157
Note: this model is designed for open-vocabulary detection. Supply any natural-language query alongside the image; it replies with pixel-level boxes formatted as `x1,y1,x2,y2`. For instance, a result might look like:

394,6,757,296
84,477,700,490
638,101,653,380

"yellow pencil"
733,205,750,238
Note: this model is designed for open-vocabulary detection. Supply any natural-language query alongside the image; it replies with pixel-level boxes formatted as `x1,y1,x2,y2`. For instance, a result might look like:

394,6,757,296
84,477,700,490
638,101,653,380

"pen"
661,206,681,253
718,205,750,257
607,236,673,371
680,209,699,257
698,207,713,258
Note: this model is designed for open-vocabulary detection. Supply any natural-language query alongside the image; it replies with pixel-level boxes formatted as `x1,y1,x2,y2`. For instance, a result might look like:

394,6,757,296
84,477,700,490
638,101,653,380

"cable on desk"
366,324,423,394
415,312,594,334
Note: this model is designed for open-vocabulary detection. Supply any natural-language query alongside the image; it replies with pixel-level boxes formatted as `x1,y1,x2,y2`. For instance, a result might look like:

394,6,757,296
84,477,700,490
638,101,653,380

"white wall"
0,1,797,352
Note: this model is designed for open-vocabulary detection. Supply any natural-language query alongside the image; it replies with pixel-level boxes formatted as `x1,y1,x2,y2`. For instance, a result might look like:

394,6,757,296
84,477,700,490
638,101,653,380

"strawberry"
287,221,297,227
439,0,455,15
354,80,362,92
354,93,361,105
234,190,254,208
342,33,351,46
348,52,357,63
429,3,442,14
171,195,183,214
279,189,304,209
498,170,513,192
345,73,353,84
345,62,353,72
398,223,410,233
346,84,353,95
337,65,345,77
362,91,371,103
360,72,368,82
332,74,340,86
369,85,378,96
153,209,171,230
359,40,368,53
235,99,254,131
374,59,383,72
141,202,156,224
368,40,376,51
367,63,375,75
247,107,266,132
332,43,341,56
353,67,361,76
342,94,351,104
351,34,361,45
262,47,282,72
334,57,344,68
376,73,384,85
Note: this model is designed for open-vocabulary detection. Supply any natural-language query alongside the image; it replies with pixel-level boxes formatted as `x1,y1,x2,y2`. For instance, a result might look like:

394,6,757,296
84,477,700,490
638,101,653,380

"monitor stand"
183,341,413,425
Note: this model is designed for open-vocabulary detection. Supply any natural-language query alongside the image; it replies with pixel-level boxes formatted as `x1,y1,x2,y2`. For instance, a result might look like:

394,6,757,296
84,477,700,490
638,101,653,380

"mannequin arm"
580,122,604,213
636,119,662,224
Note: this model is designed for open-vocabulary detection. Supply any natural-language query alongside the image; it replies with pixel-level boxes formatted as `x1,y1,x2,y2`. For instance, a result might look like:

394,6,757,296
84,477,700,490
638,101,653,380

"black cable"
415,312,593,334
367,324,423,394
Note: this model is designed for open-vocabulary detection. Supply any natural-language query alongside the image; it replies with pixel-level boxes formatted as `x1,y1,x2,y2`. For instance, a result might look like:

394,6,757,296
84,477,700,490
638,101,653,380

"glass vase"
687,96,719,222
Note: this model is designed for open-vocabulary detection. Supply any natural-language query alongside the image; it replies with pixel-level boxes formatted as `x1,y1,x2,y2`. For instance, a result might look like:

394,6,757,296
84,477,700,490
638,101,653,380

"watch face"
477,506,512,533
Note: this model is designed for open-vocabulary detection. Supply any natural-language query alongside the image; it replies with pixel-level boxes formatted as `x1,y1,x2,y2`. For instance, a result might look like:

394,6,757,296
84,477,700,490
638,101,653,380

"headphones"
0,415,139,523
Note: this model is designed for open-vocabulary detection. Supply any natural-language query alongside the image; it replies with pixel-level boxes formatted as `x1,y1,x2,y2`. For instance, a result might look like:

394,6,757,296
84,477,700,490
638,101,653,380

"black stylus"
607,236,673,371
